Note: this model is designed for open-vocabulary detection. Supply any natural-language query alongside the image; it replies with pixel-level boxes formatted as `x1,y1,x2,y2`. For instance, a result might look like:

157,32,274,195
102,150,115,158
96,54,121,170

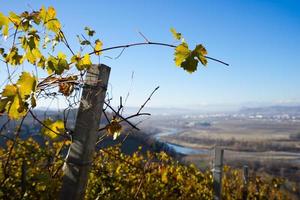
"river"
153,128,210,155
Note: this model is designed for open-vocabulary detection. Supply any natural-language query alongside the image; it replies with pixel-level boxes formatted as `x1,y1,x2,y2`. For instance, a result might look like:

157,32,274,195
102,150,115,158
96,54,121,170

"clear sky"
1,0,300,110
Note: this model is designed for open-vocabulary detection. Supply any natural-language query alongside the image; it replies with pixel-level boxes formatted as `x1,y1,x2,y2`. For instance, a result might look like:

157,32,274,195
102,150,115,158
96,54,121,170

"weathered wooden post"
242,165,249,200
213,147,224,200
60,64,110,200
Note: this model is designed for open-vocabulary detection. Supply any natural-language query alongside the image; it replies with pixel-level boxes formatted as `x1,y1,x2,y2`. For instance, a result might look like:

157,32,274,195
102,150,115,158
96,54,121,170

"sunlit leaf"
72,53,92,70
94,39,103,55
174,42,190,66
170,28,182,40
194,44,208,66
7,95,27,119
39,6,61,33
174,42,208,73
2,84,17,97
46,53,69,75
8,12,21,26
0,12,9,36
161,169,168,183
16,72,37,99
41,119,65,139
5,47,24,65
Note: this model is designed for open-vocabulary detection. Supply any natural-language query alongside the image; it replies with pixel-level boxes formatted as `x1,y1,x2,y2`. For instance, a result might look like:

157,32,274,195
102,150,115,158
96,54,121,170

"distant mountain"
239,105,300,115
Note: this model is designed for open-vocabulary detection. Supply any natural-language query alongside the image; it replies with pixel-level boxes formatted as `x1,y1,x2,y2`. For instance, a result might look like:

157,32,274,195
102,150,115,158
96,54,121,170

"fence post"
60,64,110,200
242,165,249,200
213,147,224,200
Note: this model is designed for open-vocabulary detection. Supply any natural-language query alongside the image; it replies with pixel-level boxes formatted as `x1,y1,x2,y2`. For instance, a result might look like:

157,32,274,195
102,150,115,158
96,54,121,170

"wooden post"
213,147,224,200
242,165,249,200
60,64,110,200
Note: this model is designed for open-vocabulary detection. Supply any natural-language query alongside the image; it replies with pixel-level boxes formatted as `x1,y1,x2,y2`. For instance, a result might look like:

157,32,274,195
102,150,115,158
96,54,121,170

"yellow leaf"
174,42,190,66
57,52,66,60
6,95,27,119
25,48,42,64
161,170,168,183
194,44,208,66
39,6,47,22
41,119,65,139
46,53,69,75
94,39,103,55
74,54,92,70
0,12,9,36
47,7,56,19
17,72,37,99
0,72,36,119
170,28,182,40
5,47,24,65
2,84,17,97
39,6,61,33
9,12,21,26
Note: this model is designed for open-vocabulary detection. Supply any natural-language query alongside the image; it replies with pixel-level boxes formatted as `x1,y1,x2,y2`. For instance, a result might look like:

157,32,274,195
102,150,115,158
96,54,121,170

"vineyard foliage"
0,138,294,200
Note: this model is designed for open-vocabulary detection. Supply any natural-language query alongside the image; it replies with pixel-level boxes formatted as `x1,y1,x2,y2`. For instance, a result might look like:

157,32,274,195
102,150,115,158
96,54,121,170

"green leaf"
170,28,182,40
41,119,65,139
0,12,9,36
94,39,103,55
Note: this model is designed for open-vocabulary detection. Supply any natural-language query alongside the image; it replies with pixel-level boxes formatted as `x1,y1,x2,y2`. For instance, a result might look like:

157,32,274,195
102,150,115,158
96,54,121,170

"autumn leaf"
174,42,190,66
161,168,168,183
72,53,92,70
46,53,69,75
106,119,122,140
8,11,21,26
170,28,182,40
39,6,61,33
17,72,37,99
0,72,37,119
194,44,208,66
41,119,65,139
58,76,78,96
0,12,9,36
174,42,208,73
94,39,103,55
5,47,24,65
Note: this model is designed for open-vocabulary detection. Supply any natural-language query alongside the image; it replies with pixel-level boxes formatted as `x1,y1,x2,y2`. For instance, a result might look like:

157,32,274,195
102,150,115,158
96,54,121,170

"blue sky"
1,0,300,110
